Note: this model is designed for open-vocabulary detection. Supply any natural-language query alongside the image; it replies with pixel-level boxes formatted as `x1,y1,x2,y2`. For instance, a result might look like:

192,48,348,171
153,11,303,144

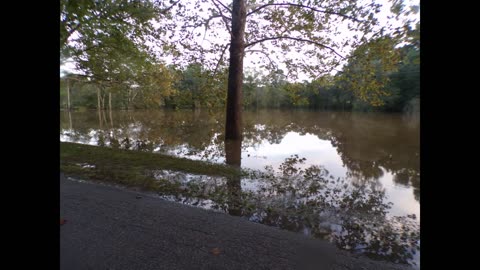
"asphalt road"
60,173,412,270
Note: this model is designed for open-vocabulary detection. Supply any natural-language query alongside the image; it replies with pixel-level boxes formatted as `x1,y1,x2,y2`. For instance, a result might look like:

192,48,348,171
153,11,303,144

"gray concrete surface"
60,173,412,270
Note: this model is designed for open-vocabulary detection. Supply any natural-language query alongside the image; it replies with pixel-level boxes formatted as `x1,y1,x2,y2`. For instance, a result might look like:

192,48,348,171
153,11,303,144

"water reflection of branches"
246,156,419,266
60,110,420,201
60,109,420,266
156,155,419,266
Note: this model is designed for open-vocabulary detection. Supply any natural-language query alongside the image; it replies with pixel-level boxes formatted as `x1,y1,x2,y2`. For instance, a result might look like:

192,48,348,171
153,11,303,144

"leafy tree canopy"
60,0,177,80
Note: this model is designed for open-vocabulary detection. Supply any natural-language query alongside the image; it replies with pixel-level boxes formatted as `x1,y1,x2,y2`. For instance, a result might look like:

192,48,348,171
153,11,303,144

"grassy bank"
60,142,239,192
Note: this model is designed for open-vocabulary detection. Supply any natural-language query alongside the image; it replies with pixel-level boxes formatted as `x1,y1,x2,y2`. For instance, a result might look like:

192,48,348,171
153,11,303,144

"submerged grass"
60,143,419,265
60,142,239,193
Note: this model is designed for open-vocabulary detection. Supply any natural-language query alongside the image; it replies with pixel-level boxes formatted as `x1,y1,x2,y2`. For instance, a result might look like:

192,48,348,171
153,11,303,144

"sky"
60,0,419,80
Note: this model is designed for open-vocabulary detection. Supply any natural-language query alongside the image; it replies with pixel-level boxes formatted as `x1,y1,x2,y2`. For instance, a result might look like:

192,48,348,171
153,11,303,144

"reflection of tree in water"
225,139,242,216
60,109,420,201
60,110,225,159
246,156,419,266
158,154,419,266
61,110,420,266
325,113,420,202
393,169,420,202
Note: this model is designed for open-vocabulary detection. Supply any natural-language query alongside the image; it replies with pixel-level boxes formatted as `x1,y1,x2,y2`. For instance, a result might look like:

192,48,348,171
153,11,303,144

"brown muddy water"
60,109,420,268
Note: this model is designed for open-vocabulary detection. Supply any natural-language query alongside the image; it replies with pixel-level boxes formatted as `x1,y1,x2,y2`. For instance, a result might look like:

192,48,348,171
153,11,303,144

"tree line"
60,40,418,113
60,0,419,117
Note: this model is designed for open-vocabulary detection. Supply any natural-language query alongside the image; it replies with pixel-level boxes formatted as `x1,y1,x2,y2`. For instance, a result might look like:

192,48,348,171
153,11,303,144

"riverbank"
61,141,239,194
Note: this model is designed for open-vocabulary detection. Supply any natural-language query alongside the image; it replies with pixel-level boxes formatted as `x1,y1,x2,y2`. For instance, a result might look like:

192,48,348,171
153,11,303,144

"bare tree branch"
208,1,232,20
212,0,232,13
300,59,339,80
212,43,230,78
63,73,88,82
63,23,82,45
210,0,232,37
160,0,181,14
247,3,364,23
203,15,222,42
245,36,345,59
244,49,278,70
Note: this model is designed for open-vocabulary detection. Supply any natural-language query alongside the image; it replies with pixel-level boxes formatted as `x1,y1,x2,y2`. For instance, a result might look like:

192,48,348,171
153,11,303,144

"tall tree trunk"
102,109,108,127
192,88,196,110
66,79,72,111
127,89,138,110
225,0,246,141
98,104,103,129
225,139,242,167
108,93,113,131
109,92,112,112
101,93,106,110
225,139,242,216
109,105,114,128
68,110,72,130
97,87,102,111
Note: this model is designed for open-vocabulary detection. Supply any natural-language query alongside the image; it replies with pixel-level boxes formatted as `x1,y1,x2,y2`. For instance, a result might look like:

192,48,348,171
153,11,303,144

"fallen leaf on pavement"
60,218,67,225
211,248,221,255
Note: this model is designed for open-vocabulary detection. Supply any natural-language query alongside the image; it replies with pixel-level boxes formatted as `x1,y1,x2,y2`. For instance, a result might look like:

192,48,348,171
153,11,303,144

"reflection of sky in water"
379,168,419,218
61,129,419,219
242,132,348,177
242,132,418,220
60,130,98,146
60,111,420,220
61,110,420,267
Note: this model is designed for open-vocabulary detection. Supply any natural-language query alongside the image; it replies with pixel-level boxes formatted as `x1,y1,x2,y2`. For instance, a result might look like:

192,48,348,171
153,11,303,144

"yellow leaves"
339,36,401,107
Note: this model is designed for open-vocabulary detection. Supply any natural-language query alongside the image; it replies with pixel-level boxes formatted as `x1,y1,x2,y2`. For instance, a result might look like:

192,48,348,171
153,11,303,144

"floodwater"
60,109,420,267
